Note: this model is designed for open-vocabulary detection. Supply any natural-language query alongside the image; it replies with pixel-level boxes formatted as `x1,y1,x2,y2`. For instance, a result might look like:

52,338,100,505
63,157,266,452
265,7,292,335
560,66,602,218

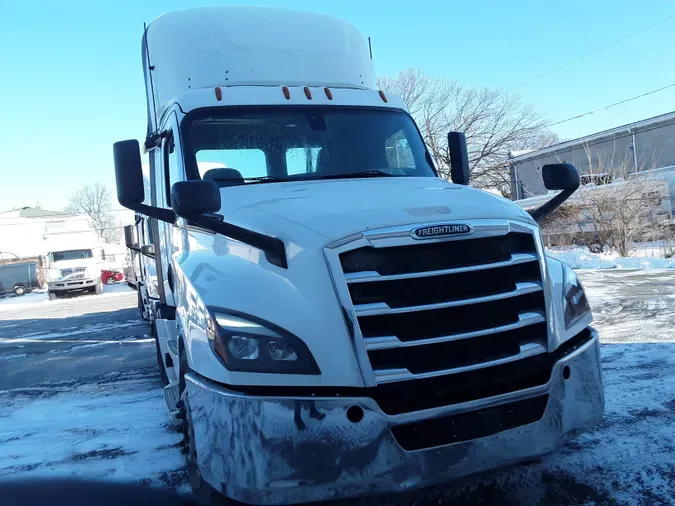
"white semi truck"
46,248,103,300
113,7,604,504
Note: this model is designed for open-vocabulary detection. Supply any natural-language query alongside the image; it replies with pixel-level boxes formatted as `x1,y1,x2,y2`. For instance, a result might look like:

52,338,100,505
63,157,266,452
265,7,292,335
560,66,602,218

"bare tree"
572,147,669,257
377,69,559,196
538,202,584,248
65,182,121,244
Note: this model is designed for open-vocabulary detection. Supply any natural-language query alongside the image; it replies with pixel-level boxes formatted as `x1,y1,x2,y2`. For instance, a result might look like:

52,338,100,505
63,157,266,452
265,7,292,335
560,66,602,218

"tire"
13,286,26,296
48,291,57,301
179,347,228,505
152,321,169,386
95,283,103,295
105,276,116,285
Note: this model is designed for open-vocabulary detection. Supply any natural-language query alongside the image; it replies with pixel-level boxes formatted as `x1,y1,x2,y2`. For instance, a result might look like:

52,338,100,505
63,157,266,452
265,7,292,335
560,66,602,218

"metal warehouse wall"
511,115,675,200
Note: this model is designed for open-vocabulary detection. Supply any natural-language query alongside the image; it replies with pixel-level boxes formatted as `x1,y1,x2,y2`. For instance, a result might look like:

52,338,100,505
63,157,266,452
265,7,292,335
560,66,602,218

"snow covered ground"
0,373,186,490
0,286,186,490
2,273,675,504
548,246,675,270
0,283,132,311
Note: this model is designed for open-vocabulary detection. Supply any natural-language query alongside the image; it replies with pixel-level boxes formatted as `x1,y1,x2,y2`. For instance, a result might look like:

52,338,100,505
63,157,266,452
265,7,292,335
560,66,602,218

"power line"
547,82,675,128
509,13,675,91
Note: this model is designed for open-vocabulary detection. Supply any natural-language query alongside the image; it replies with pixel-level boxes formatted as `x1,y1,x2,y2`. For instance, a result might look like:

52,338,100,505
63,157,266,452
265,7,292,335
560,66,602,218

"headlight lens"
48,268,62,281
208,312,319,374
562,265,590,329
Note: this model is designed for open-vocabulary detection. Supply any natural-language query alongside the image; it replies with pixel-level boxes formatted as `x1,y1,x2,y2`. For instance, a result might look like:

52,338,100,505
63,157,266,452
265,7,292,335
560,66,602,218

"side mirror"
141,244,155,258
123,225,140,251
447,132,470,185
171,180,221,218
529,163,581,223
542,163,580,191
113,140,175,223
113,140,145,207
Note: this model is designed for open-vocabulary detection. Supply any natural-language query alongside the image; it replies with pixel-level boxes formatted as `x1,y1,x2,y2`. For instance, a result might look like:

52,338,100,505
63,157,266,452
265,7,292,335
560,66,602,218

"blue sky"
1,0,674,211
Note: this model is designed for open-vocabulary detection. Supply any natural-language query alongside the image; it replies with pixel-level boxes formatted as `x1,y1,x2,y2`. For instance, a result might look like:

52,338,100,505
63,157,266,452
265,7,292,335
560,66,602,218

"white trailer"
113,7,604,504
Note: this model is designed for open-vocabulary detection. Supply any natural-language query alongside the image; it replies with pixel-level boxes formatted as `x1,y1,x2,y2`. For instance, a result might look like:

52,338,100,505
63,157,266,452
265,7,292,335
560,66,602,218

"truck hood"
220,177,535,242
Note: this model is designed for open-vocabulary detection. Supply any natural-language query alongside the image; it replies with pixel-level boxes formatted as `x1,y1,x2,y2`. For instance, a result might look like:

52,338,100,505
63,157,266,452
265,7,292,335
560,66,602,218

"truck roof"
143,7,376,131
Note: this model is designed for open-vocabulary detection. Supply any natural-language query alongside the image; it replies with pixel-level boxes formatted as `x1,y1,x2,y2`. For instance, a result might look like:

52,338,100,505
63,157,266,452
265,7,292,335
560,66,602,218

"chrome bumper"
186,328,604,505
48,278,99,291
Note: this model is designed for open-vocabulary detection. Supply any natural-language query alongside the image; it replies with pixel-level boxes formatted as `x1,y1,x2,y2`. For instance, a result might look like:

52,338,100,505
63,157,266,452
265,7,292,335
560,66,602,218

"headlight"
562,264,590,329
207,311,319,375
48,268,62,281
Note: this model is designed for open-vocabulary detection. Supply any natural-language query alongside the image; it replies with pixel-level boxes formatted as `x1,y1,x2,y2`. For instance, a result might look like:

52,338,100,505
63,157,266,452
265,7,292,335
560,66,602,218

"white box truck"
113,7,604,504
46,248,102,300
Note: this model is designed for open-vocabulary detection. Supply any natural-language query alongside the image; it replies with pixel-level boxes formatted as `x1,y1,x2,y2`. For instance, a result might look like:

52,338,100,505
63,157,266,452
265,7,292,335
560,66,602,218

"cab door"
154,111,186,306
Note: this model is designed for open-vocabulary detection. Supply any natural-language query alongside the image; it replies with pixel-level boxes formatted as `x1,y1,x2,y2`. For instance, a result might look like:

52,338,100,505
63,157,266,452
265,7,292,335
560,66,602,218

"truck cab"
46,248,102,300
113,7,604,504
124,214,159,321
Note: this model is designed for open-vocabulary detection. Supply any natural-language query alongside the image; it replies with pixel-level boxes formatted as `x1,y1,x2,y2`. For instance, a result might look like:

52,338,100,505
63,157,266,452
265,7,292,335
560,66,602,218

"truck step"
163,384,180,412
166,338,178,356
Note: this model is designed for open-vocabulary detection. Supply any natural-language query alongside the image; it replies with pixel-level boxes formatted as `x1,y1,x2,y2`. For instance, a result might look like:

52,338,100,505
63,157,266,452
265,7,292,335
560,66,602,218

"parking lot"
1,272,675,505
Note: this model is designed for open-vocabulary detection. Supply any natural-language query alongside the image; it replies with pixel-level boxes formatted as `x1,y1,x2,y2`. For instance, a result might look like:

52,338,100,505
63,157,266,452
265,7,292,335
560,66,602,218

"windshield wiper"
314,170,395,180
243,176,288,183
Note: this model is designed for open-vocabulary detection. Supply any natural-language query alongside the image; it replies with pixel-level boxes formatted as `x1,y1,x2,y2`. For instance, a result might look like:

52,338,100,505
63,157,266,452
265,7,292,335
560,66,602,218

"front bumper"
48,278,99,292
186,328,604,505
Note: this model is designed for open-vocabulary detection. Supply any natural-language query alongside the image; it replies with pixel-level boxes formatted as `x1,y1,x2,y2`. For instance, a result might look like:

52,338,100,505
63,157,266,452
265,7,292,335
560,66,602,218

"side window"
385,130,415,170
286,147,322,175
196,149,266,180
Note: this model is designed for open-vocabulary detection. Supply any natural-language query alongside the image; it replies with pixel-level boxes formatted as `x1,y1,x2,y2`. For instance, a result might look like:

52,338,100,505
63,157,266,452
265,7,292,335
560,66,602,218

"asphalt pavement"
0,285,155,390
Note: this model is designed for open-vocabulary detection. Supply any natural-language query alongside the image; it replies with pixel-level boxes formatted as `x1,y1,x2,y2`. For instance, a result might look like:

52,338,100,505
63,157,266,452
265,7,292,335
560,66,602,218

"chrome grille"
331,221,549,389
60,267,87,280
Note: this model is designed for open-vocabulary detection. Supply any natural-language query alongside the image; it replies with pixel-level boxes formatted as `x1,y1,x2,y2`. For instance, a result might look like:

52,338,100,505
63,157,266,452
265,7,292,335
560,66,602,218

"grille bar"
364,311,545,351
345,253,538,283
331,224,549,398
373,342,547,383
61,267,87,280
354,281,542,317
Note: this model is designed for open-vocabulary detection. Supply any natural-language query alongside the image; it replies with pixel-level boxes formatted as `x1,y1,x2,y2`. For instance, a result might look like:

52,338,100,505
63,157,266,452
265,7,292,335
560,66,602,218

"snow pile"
547,246,675,270
547,247,616,269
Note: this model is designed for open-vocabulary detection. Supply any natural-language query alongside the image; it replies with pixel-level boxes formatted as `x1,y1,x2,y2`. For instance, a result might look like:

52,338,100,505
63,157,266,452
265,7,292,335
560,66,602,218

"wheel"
152,321,169,386
48,291,57,301
178,347,228,505
95,283,103,295
13,285,26,296
105,276,116,285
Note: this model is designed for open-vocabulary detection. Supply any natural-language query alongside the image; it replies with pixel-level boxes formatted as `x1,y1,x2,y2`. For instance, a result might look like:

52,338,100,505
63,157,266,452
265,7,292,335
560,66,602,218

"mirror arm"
529,185,578,223
125,203,176,224
183,213,288,268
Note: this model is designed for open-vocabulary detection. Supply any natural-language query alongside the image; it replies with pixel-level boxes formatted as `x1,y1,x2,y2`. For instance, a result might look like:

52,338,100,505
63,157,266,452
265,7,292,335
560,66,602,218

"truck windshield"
51,250,93,262
184,107,436,184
